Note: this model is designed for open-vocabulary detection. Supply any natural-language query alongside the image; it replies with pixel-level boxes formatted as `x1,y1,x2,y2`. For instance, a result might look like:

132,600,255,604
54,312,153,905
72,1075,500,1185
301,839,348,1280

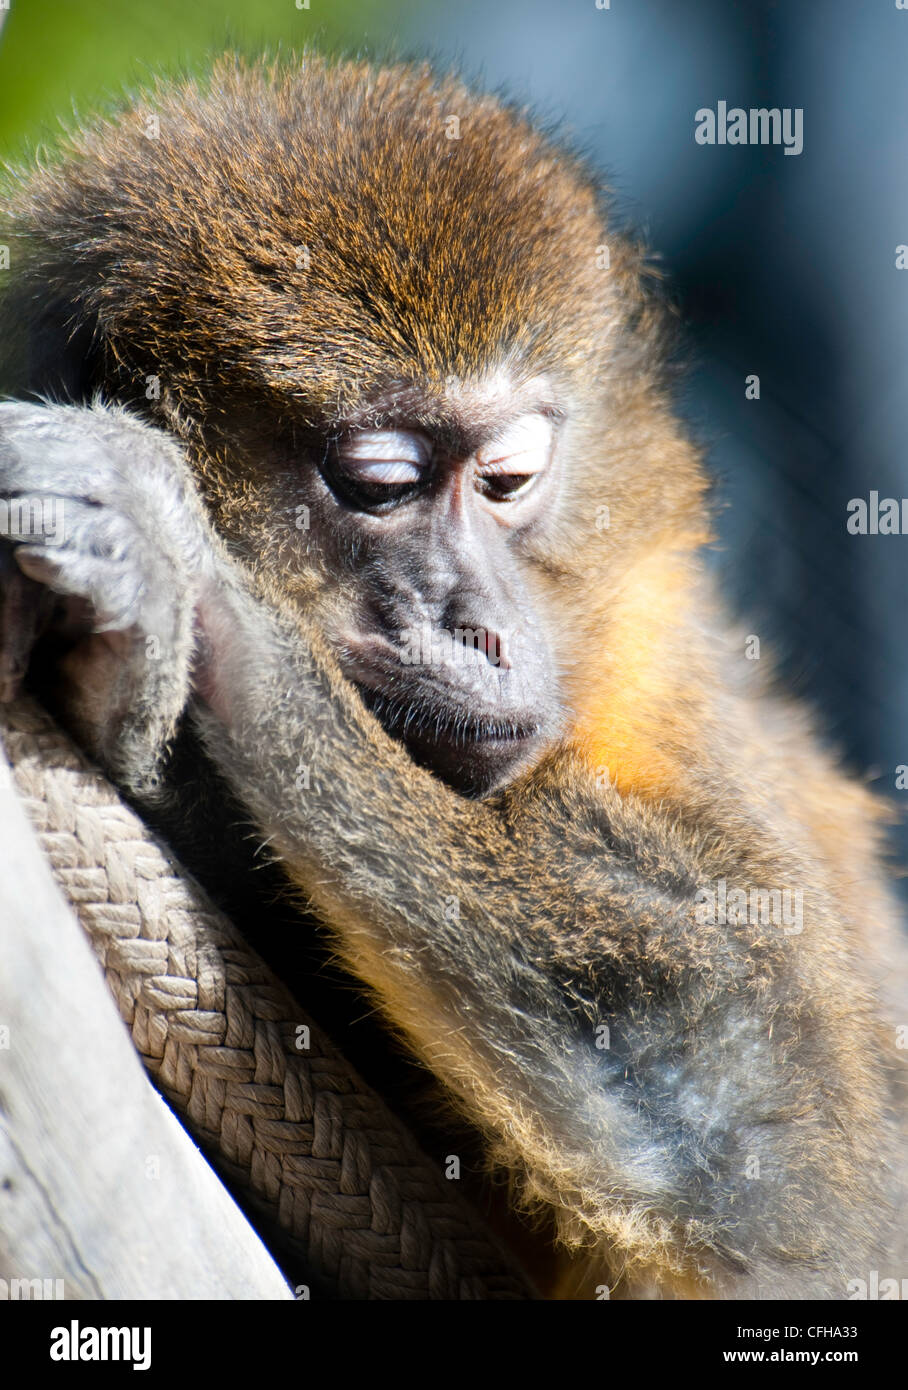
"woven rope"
0,696,529,1300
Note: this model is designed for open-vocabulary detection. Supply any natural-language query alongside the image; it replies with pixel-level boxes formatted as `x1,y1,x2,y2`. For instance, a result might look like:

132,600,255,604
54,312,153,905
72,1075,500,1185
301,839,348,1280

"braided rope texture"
1,697,530,1300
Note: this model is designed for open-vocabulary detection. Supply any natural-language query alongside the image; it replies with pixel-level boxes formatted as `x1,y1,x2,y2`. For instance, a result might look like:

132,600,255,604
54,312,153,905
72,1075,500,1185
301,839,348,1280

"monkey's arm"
0,401,896,1297
192,570,895,1298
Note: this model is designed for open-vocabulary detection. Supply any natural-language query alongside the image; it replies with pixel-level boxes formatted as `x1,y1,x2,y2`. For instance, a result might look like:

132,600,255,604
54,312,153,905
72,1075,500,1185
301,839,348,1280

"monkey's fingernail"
15,548,61,585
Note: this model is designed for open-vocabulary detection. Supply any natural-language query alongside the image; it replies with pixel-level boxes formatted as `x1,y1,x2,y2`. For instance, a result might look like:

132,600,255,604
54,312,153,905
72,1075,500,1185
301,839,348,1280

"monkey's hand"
0,401,211,790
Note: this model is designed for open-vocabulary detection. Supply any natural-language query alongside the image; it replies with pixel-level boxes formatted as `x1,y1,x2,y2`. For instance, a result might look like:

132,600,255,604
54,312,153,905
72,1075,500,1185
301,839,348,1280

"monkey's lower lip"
402,718,541,796
353,682,540,746
351,681,542,794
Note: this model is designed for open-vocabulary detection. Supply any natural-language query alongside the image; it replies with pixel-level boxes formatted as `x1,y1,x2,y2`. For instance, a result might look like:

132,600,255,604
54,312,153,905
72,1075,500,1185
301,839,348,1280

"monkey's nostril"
455,625,512,669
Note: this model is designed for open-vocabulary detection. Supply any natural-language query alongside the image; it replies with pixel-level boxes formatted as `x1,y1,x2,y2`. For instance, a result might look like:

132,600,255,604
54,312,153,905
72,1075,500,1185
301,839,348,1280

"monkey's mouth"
354,682,543,796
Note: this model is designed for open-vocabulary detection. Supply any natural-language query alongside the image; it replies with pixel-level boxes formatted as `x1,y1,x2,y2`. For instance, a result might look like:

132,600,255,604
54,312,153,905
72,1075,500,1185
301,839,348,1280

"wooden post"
0,745,292,1300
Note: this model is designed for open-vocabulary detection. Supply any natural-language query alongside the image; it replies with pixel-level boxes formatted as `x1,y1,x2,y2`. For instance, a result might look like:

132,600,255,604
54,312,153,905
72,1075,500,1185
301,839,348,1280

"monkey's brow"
337,391,568,441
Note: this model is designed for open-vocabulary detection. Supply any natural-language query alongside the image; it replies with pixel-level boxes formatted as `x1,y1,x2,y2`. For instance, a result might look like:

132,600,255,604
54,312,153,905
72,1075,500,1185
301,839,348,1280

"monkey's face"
1,58,706,793
281,376,566,797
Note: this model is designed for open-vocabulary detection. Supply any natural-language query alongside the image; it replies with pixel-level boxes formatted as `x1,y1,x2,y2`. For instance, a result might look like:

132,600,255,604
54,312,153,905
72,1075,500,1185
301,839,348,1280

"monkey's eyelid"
475,414,553,471
337,459,424,485
475,449,549,476
338,429,432,466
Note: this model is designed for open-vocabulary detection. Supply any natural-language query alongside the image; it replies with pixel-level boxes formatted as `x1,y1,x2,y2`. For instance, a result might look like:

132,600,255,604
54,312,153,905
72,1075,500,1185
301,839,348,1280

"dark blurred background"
2,0,907,861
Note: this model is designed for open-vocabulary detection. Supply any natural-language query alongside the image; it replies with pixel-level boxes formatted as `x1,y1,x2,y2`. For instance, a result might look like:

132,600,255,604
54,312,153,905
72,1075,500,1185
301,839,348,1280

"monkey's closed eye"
326,429,432,509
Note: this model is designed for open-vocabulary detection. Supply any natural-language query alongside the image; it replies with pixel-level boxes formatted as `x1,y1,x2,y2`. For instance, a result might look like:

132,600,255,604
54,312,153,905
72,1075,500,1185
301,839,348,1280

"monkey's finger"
14,545,146,635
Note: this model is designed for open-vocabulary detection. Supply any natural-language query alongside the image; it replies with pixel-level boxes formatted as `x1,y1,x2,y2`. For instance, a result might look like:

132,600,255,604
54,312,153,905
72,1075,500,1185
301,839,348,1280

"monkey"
0,53,906,1300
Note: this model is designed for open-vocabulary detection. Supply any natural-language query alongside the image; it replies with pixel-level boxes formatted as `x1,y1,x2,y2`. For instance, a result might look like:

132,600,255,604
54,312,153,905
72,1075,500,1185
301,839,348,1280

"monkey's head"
0,54,708,796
